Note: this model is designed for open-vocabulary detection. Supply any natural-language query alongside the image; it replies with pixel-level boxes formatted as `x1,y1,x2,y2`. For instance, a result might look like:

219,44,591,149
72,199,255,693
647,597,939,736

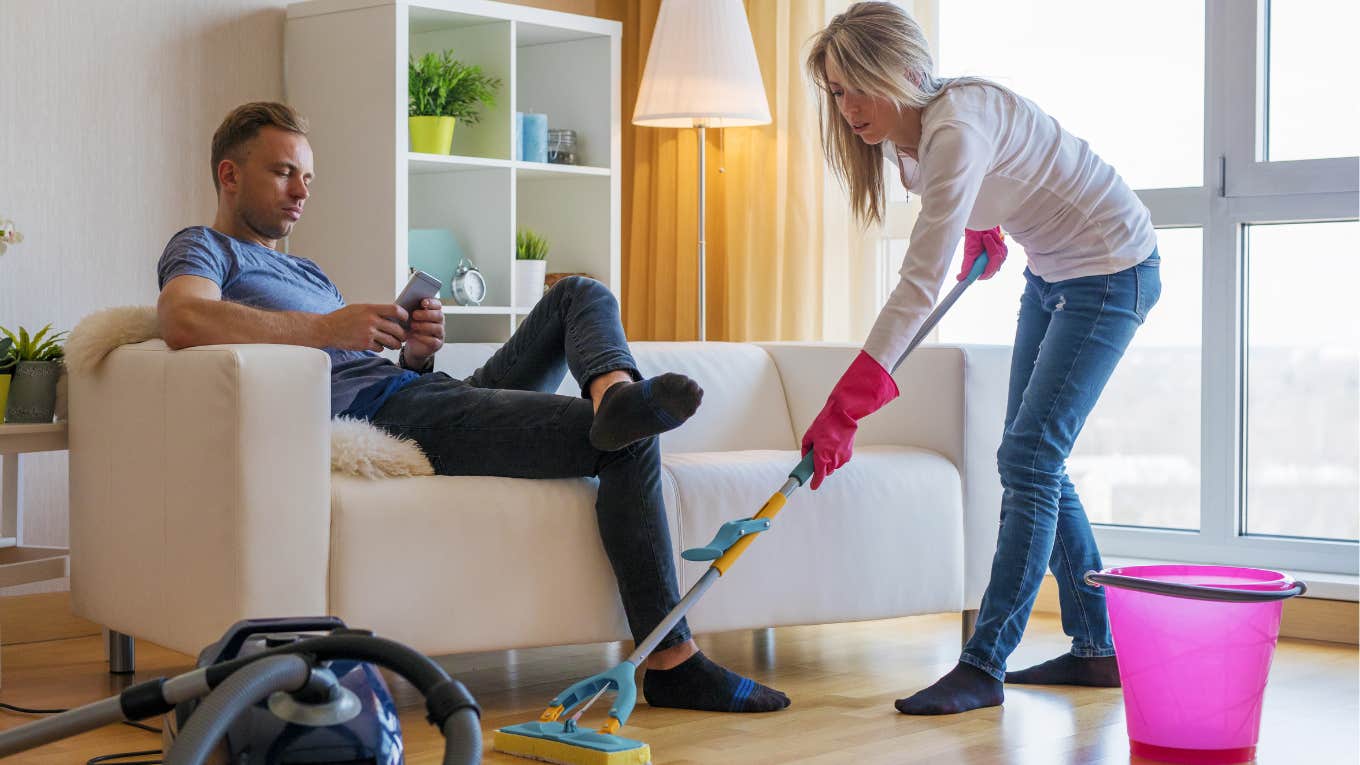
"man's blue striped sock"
643,651,790,713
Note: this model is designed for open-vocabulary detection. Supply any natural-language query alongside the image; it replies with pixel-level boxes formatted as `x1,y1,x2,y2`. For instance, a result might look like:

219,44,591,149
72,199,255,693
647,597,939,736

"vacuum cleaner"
0,616,483,765
493,252,995,765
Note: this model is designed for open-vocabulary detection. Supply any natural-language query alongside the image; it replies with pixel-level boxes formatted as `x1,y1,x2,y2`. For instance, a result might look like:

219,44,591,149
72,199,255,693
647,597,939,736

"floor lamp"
632,0,771,341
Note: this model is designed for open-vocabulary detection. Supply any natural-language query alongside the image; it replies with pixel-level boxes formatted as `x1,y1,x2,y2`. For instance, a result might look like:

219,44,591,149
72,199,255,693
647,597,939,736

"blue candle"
522,113,547,163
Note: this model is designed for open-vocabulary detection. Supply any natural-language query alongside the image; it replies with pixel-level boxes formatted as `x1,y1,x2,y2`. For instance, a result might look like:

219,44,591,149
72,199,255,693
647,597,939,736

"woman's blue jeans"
960,251,1161,681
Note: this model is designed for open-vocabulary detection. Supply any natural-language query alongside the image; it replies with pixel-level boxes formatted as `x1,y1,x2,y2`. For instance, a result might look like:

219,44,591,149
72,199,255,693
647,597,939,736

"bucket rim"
1085,565,1306,603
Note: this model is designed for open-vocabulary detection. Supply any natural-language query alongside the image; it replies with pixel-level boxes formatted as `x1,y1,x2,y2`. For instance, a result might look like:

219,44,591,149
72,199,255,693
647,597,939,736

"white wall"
0,0,288,567
0,0,608,594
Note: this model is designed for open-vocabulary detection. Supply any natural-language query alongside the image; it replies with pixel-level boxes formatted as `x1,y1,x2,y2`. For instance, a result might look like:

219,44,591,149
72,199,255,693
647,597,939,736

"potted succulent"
408,50,501,155
1,324,66,423
515,228,549,308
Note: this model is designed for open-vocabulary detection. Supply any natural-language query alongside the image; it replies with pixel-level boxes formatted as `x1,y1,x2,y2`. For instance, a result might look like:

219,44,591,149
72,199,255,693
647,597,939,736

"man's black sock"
643,651,790,713
1005,653,1121,687
894,662,1003,715
590,374,702,452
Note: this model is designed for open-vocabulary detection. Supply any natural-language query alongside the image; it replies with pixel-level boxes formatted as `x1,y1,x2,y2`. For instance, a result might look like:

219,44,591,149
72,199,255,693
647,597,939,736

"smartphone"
396,269,443,324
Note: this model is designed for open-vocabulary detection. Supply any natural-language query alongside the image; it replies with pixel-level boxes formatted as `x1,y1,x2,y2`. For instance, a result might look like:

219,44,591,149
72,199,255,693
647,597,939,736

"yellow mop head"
493,722,651,765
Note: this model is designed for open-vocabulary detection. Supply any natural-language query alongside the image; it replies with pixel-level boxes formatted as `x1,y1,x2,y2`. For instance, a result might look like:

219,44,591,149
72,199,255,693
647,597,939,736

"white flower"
0,218,22,256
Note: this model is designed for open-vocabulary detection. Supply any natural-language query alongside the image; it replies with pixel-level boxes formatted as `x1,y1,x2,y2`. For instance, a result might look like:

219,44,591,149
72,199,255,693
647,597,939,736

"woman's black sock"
894,662,1003,715
643,651,790,713
590,374,703,452
1005,653,1121,687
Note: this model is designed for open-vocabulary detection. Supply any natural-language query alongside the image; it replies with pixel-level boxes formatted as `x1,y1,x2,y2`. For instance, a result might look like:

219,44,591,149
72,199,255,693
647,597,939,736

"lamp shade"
632,0,771,128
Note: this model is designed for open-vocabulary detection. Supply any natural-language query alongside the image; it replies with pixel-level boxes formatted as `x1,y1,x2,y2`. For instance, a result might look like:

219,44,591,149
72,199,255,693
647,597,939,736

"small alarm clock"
450,257,487,306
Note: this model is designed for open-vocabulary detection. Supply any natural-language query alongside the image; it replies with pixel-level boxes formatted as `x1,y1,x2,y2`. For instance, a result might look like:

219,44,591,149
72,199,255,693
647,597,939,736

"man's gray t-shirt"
157,226,410,416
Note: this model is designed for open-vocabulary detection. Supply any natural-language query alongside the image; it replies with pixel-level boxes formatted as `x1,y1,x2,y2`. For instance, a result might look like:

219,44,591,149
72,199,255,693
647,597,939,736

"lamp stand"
697,123,707,341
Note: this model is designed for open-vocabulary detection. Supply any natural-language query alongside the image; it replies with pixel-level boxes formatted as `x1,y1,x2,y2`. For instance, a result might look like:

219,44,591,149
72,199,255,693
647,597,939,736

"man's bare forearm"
160,296,330,350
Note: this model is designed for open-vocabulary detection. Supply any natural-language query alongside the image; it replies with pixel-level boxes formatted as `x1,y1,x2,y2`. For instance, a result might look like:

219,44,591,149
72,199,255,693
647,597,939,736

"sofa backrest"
435,341,797,454
629,342,797,453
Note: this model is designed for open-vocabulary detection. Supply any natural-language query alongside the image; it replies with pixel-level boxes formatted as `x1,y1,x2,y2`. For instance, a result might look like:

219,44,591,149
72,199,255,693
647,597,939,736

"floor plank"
0,613,1354,764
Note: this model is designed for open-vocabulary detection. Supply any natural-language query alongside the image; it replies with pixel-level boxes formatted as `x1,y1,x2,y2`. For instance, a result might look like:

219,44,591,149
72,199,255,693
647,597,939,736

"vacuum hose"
197,634,482,765
164,654,311,765
441,708,483,765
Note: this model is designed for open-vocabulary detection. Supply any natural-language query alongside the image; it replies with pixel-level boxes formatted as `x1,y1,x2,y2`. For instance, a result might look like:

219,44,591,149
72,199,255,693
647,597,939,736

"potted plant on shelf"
515,228,549,308
1,325,66,423
408,50,502,155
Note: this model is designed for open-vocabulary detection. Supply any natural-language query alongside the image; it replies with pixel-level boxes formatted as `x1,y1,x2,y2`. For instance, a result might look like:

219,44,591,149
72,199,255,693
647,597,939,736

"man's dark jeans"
371,277,691,651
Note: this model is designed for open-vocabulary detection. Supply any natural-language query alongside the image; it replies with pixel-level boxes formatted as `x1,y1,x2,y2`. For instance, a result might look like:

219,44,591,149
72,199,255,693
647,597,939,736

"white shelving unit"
285,0,621,342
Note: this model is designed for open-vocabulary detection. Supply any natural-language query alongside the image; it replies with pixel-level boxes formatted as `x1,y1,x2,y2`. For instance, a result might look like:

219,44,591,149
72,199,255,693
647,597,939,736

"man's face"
221,126,314,242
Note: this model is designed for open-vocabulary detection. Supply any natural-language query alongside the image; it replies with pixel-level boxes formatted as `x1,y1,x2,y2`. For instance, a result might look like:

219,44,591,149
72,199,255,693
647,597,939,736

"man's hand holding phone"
323,303,409,352
402,297,444,368
394,270,445,369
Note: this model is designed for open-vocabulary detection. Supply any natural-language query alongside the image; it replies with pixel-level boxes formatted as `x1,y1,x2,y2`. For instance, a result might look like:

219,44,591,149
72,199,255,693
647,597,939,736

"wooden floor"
1,613,1355,764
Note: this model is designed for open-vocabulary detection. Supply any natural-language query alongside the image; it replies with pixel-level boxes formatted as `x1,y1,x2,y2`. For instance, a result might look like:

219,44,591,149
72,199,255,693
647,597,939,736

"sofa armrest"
69,340,333,655
757,342,1010,608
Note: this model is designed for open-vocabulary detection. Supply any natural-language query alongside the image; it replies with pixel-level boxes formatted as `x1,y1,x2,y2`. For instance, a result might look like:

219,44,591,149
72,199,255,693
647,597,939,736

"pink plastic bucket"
1086,565,1306,765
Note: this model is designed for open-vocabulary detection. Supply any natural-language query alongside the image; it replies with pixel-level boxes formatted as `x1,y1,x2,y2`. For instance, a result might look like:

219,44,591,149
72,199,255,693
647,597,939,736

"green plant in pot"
1,325,66,423
515,228,549,308
409,51,501,155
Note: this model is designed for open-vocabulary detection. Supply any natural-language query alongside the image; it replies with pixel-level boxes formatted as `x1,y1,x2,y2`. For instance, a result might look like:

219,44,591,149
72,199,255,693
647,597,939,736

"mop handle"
791,249,993,489
622,251,991,677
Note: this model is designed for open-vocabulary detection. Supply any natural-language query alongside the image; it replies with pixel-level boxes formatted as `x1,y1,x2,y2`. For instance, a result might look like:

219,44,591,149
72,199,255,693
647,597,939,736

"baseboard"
0,590,101,645
1032,575,1359,645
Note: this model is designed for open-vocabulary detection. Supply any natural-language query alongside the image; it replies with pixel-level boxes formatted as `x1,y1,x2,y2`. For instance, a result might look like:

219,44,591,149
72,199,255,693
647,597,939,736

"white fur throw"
67,306,434,479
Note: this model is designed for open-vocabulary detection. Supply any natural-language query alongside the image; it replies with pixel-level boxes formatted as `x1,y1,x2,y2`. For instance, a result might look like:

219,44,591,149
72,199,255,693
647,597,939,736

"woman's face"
823,54,896,146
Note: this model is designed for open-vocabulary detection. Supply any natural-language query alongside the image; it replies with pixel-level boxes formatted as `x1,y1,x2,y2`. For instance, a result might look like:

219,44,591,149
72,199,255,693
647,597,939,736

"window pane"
1246,222,1360,541
1071,229,1202,530
1267,0,1360,161
931,229,1203,530
937,0,1203,190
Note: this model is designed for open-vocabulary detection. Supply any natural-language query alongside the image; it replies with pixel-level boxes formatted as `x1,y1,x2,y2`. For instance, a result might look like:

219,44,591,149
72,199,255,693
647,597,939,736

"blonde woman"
802,2,1161,715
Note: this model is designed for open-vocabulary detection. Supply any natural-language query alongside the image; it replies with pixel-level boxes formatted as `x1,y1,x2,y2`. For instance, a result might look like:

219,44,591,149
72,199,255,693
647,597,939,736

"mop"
494,252,994,765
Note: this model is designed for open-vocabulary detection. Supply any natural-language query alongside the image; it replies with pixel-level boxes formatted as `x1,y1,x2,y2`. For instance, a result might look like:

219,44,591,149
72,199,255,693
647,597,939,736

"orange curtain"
603,0,879,342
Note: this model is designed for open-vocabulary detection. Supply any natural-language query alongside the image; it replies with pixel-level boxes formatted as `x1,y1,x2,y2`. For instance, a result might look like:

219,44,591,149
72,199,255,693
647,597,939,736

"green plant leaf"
1,325,66,361
408,50,501,124
516,228,549,260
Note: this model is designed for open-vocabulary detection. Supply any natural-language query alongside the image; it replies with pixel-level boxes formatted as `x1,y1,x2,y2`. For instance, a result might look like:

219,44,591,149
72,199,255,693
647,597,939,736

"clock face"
463,270,487,304
452,265,487,306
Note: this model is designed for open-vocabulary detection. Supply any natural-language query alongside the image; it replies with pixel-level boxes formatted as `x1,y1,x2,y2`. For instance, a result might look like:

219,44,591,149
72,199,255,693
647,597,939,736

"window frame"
890,0,1360,574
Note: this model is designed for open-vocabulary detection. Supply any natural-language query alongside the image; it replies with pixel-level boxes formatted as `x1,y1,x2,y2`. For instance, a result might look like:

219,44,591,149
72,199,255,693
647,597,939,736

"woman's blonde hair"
805,1,998,226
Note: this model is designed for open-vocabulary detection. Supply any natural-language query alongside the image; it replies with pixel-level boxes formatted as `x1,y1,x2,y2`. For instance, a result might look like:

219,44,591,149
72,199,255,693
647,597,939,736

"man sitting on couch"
156,101,789,713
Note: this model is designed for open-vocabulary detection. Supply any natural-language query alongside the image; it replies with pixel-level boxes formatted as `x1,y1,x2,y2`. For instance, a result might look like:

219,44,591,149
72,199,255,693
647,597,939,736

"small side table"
0,422,70,686
0,422,70,589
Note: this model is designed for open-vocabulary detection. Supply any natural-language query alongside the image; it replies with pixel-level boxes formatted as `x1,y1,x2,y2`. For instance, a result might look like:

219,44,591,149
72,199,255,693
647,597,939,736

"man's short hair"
210,102,309,192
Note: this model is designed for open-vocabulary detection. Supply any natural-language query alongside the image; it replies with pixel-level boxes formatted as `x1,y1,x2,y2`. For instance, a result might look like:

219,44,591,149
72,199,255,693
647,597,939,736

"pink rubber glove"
956,227,1007,281
800,351,900,490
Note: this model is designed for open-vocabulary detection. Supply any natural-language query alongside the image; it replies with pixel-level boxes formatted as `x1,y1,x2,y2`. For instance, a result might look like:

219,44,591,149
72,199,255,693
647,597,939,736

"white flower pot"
514,259,548,308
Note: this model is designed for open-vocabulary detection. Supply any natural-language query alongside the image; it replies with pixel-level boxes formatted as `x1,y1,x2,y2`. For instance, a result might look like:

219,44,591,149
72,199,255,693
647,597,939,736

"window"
1069,228,1203,531
1265,0,1360,162
876,1,1360,575
936,0,1204,190
1245,222,1359,541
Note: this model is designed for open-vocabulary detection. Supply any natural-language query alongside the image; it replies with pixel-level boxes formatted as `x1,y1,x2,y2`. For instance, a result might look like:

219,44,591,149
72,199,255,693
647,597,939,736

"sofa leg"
961,609,978,647
107,629,135,675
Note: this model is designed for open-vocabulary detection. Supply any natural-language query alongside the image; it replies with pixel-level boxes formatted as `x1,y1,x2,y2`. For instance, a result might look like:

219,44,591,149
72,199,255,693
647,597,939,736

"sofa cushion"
435,341,797,454
663,446,965,634
327,471,678,655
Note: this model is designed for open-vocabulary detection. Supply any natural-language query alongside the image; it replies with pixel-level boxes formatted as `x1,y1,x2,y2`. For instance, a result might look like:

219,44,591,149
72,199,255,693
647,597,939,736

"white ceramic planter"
514,259,548,308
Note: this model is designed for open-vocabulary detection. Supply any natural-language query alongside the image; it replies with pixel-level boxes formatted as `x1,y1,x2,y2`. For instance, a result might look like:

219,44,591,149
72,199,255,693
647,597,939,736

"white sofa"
69,341,1009,660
